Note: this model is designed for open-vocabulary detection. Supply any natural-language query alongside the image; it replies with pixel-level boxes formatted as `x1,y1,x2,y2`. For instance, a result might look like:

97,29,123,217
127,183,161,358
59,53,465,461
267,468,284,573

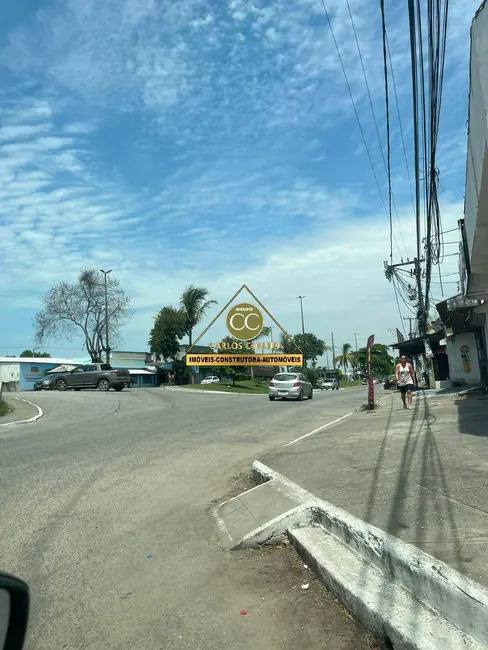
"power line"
379,0,393,262
385,33,416,216
319,0,404,259
345,0,407,260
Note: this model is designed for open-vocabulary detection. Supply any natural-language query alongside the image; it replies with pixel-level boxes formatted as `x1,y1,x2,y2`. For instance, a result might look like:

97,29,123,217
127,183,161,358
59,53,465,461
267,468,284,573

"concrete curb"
250,461,488,650
0,397,44,428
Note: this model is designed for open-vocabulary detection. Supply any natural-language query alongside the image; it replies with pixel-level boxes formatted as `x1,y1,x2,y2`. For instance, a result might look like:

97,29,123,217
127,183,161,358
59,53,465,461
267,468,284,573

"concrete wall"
465,3,488,296
446,332,481,384
0,364,20,391
19,362,64,390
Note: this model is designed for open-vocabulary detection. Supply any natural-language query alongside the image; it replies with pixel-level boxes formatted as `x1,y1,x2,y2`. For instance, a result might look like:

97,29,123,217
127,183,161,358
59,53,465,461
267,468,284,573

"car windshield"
273,374,298,381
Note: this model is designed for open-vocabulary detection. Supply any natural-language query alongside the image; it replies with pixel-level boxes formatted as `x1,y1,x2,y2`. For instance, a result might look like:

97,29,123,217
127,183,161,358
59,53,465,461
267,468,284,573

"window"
273,373,298,381
31,367,39,373
85,365,97,372
142,375,153,385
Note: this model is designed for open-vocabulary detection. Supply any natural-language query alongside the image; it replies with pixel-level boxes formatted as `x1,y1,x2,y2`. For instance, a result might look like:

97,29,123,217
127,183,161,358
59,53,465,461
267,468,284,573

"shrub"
302,368,320,387
0,400,12,417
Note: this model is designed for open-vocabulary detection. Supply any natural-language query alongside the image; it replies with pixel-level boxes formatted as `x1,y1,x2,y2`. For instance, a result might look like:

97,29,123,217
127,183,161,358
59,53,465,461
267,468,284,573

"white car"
268,372,313,401
201,376,220,385
319,378,339,391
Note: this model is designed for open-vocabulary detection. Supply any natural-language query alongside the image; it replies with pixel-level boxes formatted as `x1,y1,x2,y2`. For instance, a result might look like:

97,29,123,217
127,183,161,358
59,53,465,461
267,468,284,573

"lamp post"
297,296,306,334
100,269,112,364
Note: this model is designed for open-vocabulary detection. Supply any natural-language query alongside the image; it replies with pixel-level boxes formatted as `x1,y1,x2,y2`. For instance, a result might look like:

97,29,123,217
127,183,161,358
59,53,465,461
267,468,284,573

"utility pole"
269,325,275,345
297,296,306,334
354,333,359,351
100,269,112,364
331,332,336,369
403,317,415,339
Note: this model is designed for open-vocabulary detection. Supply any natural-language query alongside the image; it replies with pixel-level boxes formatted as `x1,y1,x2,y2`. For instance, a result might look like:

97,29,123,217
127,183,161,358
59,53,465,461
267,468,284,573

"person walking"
395,355,416,409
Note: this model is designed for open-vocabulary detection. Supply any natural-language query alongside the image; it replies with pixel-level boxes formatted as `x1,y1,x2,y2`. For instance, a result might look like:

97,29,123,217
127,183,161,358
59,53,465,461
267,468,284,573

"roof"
179,344,213,353
128,369,156,375
0,357,75,365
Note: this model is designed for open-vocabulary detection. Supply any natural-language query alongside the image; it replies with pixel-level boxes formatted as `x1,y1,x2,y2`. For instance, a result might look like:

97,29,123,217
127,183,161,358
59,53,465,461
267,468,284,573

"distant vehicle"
318,378,339,391
268,372,313,401
201,376,220,385
383,375,397,390
361,377,368,385
34,364,130,392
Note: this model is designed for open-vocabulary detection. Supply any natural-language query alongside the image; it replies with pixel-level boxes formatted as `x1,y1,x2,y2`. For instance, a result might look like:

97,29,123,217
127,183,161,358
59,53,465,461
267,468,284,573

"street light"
100,269,112,364
297,296,306,334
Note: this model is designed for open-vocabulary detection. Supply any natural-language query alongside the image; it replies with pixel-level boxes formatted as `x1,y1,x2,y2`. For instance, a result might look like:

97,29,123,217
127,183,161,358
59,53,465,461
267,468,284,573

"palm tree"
180,285,217,347
334,342,353,377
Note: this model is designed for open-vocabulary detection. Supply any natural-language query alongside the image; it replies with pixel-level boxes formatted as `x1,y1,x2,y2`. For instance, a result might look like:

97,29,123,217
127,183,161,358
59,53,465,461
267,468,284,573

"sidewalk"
0,395,40,426
258,389,488,588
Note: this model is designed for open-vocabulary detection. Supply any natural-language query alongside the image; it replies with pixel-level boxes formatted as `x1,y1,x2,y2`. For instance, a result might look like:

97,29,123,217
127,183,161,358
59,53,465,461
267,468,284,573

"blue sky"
0,0,481,359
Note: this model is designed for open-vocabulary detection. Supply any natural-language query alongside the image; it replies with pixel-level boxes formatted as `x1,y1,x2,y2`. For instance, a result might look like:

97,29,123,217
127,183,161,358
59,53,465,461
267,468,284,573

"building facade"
0,357,76,391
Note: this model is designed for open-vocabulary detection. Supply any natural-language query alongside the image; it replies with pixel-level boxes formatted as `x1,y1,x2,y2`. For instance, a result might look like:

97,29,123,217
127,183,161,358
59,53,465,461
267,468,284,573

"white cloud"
0,0,478,356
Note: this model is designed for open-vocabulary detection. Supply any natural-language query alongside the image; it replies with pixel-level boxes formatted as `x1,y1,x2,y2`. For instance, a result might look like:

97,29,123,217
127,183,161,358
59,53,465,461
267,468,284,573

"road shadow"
455,390,488,438
355,391,465,643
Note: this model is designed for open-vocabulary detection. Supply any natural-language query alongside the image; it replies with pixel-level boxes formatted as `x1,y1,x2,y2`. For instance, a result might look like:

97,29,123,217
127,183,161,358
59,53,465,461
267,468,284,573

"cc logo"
226,303,264,341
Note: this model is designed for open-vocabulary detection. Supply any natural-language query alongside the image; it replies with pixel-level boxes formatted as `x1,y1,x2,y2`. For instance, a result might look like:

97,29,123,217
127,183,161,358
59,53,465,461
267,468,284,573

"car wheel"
114,386,124,392
269,396,275,401
297,390,303,401
74,388,81,391
309,390,313,400
98,379,110,392
56,379,68,391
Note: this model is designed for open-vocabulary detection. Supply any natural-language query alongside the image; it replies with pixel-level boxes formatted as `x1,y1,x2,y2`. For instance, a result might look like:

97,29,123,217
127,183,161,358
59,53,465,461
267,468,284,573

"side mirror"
0,572,29,649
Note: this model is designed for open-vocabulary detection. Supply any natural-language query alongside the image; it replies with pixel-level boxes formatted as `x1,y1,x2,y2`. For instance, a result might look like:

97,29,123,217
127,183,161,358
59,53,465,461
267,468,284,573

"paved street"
0,386,377,650
260,389,488,586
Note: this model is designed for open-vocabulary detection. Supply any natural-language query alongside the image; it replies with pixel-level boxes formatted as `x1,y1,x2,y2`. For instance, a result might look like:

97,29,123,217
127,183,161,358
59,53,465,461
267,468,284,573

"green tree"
247,325,271,380
180,285,217,346
20,350,51,358
334,343,353,374
281,332,326,368
149,306,186,362
356,343,394,378
34,269,133,362
218,336,249,386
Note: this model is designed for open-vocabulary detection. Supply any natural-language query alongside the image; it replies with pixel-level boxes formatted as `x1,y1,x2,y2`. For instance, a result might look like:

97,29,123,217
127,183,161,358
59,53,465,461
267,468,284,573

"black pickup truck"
34,364,130,392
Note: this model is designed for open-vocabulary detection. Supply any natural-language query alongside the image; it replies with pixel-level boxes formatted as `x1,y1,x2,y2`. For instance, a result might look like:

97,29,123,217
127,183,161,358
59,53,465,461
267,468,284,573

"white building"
456,0,488,383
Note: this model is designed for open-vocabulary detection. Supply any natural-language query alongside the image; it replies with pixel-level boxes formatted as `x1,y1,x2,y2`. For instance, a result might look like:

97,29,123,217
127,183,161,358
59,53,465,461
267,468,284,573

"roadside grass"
0,400,12,417
180,379,269,394
342,379,365,388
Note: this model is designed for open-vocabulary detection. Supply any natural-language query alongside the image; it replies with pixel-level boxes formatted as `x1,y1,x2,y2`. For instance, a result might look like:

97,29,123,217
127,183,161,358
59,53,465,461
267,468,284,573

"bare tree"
34,269,133,362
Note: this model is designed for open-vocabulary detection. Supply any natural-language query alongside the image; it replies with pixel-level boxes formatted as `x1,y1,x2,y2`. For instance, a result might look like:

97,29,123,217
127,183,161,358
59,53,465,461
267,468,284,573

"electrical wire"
345,0,408,261
385,33,416,216
319,0,404,259
379,0,394,263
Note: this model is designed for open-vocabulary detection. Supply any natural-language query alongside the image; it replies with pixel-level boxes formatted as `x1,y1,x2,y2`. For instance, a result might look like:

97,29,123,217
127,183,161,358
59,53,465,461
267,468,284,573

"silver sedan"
268,372,313,401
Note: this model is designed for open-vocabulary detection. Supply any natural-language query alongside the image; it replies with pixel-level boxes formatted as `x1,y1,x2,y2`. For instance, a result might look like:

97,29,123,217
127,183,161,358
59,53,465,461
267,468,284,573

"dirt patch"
209,470,256,509
226,544,379,649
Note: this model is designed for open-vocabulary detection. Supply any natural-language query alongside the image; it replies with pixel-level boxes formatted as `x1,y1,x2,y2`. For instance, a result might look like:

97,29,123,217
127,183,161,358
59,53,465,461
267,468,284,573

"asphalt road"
0,386,377,650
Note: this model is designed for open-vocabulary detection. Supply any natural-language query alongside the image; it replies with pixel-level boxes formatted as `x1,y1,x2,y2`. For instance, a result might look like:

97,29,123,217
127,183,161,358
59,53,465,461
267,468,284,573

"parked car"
201,376,220,385
34,364,130,392
268,372,313,401
318,378,339,391
383,375,397,390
